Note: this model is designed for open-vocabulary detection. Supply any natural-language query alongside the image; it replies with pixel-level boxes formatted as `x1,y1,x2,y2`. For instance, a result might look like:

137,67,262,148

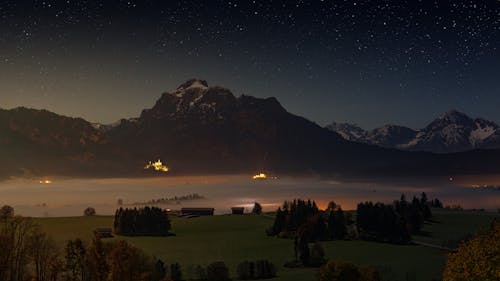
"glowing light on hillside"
253,173,268,180
144,159,169,172
39,180,52,184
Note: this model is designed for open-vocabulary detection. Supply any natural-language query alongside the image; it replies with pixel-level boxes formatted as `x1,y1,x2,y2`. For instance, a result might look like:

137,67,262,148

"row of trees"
113,207,171,236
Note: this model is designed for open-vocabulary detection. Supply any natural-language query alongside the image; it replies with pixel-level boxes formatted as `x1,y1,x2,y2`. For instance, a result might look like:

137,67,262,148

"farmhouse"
231,207,245,215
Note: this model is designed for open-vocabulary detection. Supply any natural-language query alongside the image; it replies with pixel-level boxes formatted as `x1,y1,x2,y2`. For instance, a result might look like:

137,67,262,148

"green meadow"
34,209,498,281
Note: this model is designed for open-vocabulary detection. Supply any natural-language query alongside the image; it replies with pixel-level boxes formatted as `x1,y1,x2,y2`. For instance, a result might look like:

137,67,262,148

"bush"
318,260,381,281
84,207,96,216
237,260,276,280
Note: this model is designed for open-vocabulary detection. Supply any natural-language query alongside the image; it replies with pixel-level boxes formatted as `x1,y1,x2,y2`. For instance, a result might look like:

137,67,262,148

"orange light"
253,173,268,180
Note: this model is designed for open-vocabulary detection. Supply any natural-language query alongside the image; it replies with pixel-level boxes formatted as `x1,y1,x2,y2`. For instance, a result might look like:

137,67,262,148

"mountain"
327,110,500,153
2,79,500,178
0,107,122,178
325,122,367,141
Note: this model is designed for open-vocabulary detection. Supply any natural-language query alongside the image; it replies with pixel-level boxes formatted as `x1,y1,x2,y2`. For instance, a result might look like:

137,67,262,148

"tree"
0,205,14,220
252,202,263,215
29,227,58,281
169,263,182,281
65,239,86,281
85,236,107,281
83,207,96,217
151,259,166,281
327,201,337,211
1,216,36,281
108,240,148,281
297,230,310,266
443,221,500,281
333,208,347,240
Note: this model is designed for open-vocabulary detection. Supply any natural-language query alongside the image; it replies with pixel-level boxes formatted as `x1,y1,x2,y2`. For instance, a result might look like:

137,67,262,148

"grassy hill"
34,209,499,281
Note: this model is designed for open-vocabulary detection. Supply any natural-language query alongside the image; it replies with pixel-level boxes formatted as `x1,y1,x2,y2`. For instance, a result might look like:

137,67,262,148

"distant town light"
253,173,268,180
144,159,169,172
39,179,52,184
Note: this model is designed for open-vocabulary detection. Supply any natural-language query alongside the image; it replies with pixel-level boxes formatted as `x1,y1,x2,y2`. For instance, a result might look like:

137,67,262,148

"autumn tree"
64,238,86,281
443,221,500,281
85,236,108,281
108,240,152,281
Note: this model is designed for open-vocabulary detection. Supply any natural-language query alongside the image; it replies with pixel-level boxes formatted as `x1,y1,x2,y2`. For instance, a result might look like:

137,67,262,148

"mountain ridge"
2,79,500,178
327,110,500,153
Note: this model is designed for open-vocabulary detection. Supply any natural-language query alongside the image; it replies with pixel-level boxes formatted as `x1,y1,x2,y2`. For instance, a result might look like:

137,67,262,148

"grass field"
34,209,499,281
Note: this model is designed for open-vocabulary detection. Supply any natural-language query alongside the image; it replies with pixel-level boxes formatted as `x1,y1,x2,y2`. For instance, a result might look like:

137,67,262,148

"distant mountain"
0,107,122,178
2,79,500,178
326,110,500,153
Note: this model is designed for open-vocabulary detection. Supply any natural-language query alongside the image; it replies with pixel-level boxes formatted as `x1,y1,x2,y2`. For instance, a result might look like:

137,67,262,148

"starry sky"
0,0,499,129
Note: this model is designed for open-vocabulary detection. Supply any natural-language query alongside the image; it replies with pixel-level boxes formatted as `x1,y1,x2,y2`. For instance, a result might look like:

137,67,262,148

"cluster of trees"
134,193,205,205
113,207,171,236
267,199,350,243
266,199,320,237
443,220,499,281
356,202,410,244
357,193,435,243
318,260,381,281
236,260,276,280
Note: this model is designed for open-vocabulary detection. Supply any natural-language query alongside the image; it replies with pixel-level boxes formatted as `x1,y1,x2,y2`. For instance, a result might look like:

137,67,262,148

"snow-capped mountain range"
326,110,500,153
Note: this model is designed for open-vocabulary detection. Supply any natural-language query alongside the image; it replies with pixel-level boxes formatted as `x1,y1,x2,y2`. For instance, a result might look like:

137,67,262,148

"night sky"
1,0,499,129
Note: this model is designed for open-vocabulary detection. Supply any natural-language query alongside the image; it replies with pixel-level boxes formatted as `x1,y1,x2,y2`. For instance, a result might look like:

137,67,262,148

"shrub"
318,260,381,281
206,261,231,281
309,242,326,267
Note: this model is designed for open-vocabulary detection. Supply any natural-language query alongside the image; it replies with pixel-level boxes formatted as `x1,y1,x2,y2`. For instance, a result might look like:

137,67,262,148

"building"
181,207,214,216
231,207,245,215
